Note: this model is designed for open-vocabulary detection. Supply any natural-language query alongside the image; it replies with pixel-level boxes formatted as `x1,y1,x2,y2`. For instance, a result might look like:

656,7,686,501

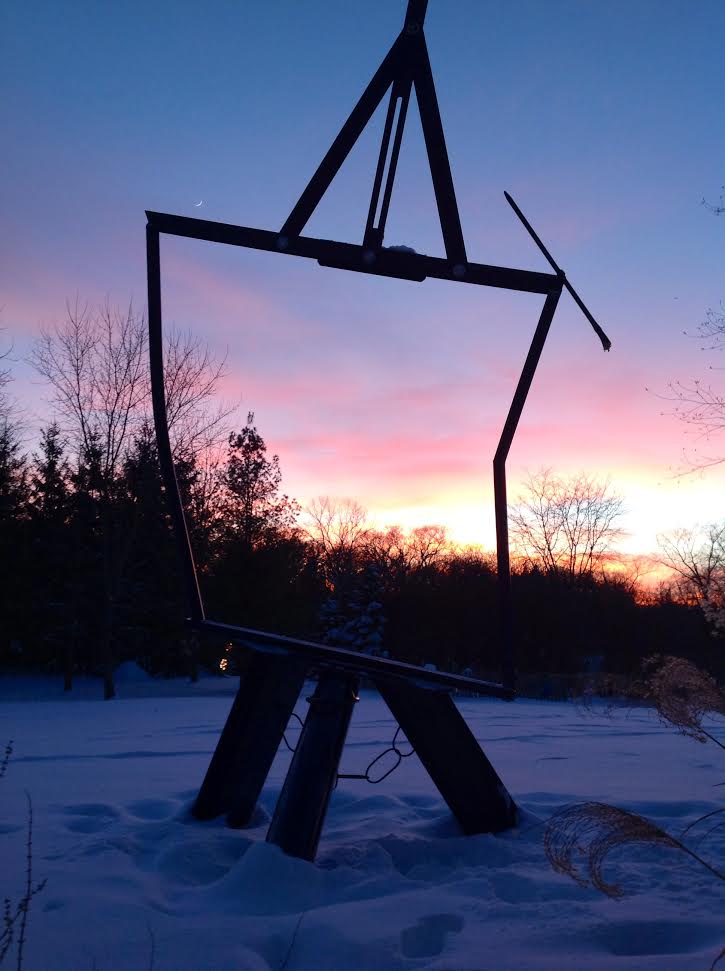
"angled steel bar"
266,671,360,861
404,0,429,30
364,83,404,248
374,82,412,242
199,618,514,699
413,31,467,265
281,35,405,239
493,287,563,689
363,76,413,249
146,211,557,294
193,652,306,825
505,191,611,351
146,226,205,624
376,677,517,833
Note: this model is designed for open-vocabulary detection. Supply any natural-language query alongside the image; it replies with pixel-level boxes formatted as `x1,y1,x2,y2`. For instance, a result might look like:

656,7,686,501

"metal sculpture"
146,0,611,860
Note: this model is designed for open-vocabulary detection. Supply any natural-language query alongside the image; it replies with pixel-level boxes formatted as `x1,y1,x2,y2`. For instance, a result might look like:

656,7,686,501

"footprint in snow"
399,913,464,959
125,798,176,820
62,803,119,833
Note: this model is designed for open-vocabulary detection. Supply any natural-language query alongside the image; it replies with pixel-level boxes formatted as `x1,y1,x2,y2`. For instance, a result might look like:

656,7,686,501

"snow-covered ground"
1,670,723,970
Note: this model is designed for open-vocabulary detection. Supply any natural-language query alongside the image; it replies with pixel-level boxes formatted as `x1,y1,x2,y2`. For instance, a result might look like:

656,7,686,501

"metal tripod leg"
193,651,306,827
266,671,359,861
375,678,516,833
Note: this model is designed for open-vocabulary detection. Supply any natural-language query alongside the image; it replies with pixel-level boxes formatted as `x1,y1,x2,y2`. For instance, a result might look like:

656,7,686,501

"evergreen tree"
27,424,74,679
223,413,299,548
0,418,27,525
208,414,319,637
116,423,187,675
320,565,385,654
29,423,71,522
0,418,29,664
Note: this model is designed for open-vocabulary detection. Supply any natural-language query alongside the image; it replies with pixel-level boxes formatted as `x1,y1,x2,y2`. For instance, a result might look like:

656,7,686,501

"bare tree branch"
510,470,625,576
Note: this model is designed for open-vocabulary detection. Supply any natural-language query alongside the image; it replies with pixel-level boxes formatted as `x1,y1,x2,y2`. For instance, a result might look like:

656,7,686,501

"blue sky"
2,0,724,551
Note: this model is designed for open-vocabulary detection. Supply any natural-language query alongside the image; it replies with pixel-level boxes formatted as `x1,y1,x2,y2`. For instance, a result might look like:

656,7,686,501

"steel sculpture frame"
146,0,611,860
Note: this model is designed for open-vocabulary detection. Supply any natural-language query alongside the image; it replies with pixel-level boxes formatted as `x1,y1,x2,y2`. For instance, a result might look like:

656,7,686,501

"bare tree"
30,299,234,697
1,329,26,446
658,523,725,632
0,332,12,421
32,299,147,485
407,524,449,571
32,299,233,473
363,523,449,589
510,469,625,577
660,187,724,471
303,497,370,587
662,305,725,472
159,327,232,461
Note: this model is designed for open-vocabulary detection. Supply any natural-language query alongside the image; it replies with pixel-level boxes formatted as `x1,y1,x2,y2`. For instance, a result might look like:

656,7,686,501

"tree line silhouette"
0,303,720,696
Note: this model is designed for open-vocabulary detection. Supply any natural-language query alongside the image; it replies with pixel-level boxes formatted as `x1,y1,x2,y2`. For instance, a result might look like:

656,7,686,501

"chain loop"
336,725,414,786
281,712,304,753
283,713,415,787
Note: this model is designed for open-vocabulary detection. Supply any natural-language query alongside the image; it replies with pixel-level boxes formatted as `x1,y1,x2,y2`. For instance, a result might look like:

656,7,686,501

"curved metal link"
335,724,415,786
282,712,304,753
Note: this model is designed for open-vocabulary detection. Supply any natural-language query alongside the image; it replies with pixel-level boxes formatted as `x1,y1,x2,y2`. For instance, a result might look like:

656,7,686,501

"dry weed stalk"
548,658,725,965
640,655,725,747
0,742,11,781
544,801,725,899
1,744,47,970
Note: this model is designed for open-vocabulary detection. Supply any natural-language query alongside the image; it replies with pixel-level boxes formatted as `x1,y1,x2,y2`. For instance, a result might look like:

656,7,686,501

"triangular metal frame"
282,0,466,262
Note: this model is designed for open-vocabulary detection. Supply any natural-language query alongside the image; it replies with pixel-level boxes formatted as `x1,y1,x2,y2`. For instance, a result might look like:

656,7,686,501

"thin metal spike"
504,191,611,351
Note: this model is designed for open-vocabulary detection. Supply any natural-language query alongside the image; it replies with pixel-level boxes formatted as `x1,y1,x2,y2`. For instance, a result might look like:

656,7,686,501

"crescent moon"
194,200,204,207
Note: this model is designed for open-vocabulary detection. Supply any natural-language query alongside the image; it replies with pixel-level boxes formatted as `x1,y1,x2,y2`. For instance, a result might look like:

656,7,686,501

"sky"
2,0,724,554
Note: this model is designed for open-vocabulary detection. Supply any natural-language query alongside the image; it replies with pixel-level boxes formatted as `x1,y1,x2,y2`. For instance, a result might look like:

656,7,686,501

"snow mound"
1,685,723,970
113,660,153,683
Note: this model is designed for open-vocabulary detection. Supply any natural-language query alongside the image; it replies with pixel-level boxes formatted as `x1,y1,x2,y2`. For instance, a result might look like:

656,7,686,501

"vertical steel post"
146,224,205,624
494,285,562,690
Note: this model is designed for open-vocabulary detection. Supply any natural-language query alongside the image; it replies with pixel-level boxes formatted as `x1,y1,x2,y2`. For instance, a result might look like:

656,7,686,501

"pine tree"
0,418,29,665
0,418,27,525
223,413,299,548
29,423,71,523
26,424,74,678
320,565,385,654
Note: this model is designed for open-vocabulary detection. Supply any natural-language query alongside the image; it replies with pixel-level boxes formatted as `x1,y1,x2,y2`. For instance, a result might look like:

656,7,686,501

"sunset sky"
2,0,724,554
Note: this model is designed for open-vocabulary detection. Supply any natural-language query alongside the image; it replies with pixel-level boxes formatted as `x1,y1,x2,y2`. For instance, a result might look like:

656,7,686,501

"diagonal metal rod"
405,0,429,30
281,36,405,238
504,191,611,352
363,77,412,249
414,33,467,264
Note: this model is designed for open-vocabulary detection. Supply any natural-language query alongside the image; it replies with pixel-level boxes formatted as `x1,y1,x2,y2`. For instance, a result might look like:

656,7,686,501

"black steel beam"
493,287,562,690
505,191,611,352
145,211,558,295
404,0,429,31
199,618,514,700
375,677,517,833
146,226,205,624
281,36,405,239
266,672,359,860
192,652,306,825
413,32,467,264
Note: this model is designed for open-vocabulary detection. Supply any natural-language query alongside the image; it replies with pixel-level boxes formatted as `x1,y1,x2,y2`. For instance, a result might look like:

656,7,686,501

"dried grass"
544,801,725,899
639,655,725,747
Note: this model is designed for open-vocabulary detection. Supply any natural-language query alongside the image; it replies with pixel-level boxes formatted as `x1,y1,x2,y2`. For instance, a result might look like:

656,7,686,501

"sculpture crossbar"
146,0,611,860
